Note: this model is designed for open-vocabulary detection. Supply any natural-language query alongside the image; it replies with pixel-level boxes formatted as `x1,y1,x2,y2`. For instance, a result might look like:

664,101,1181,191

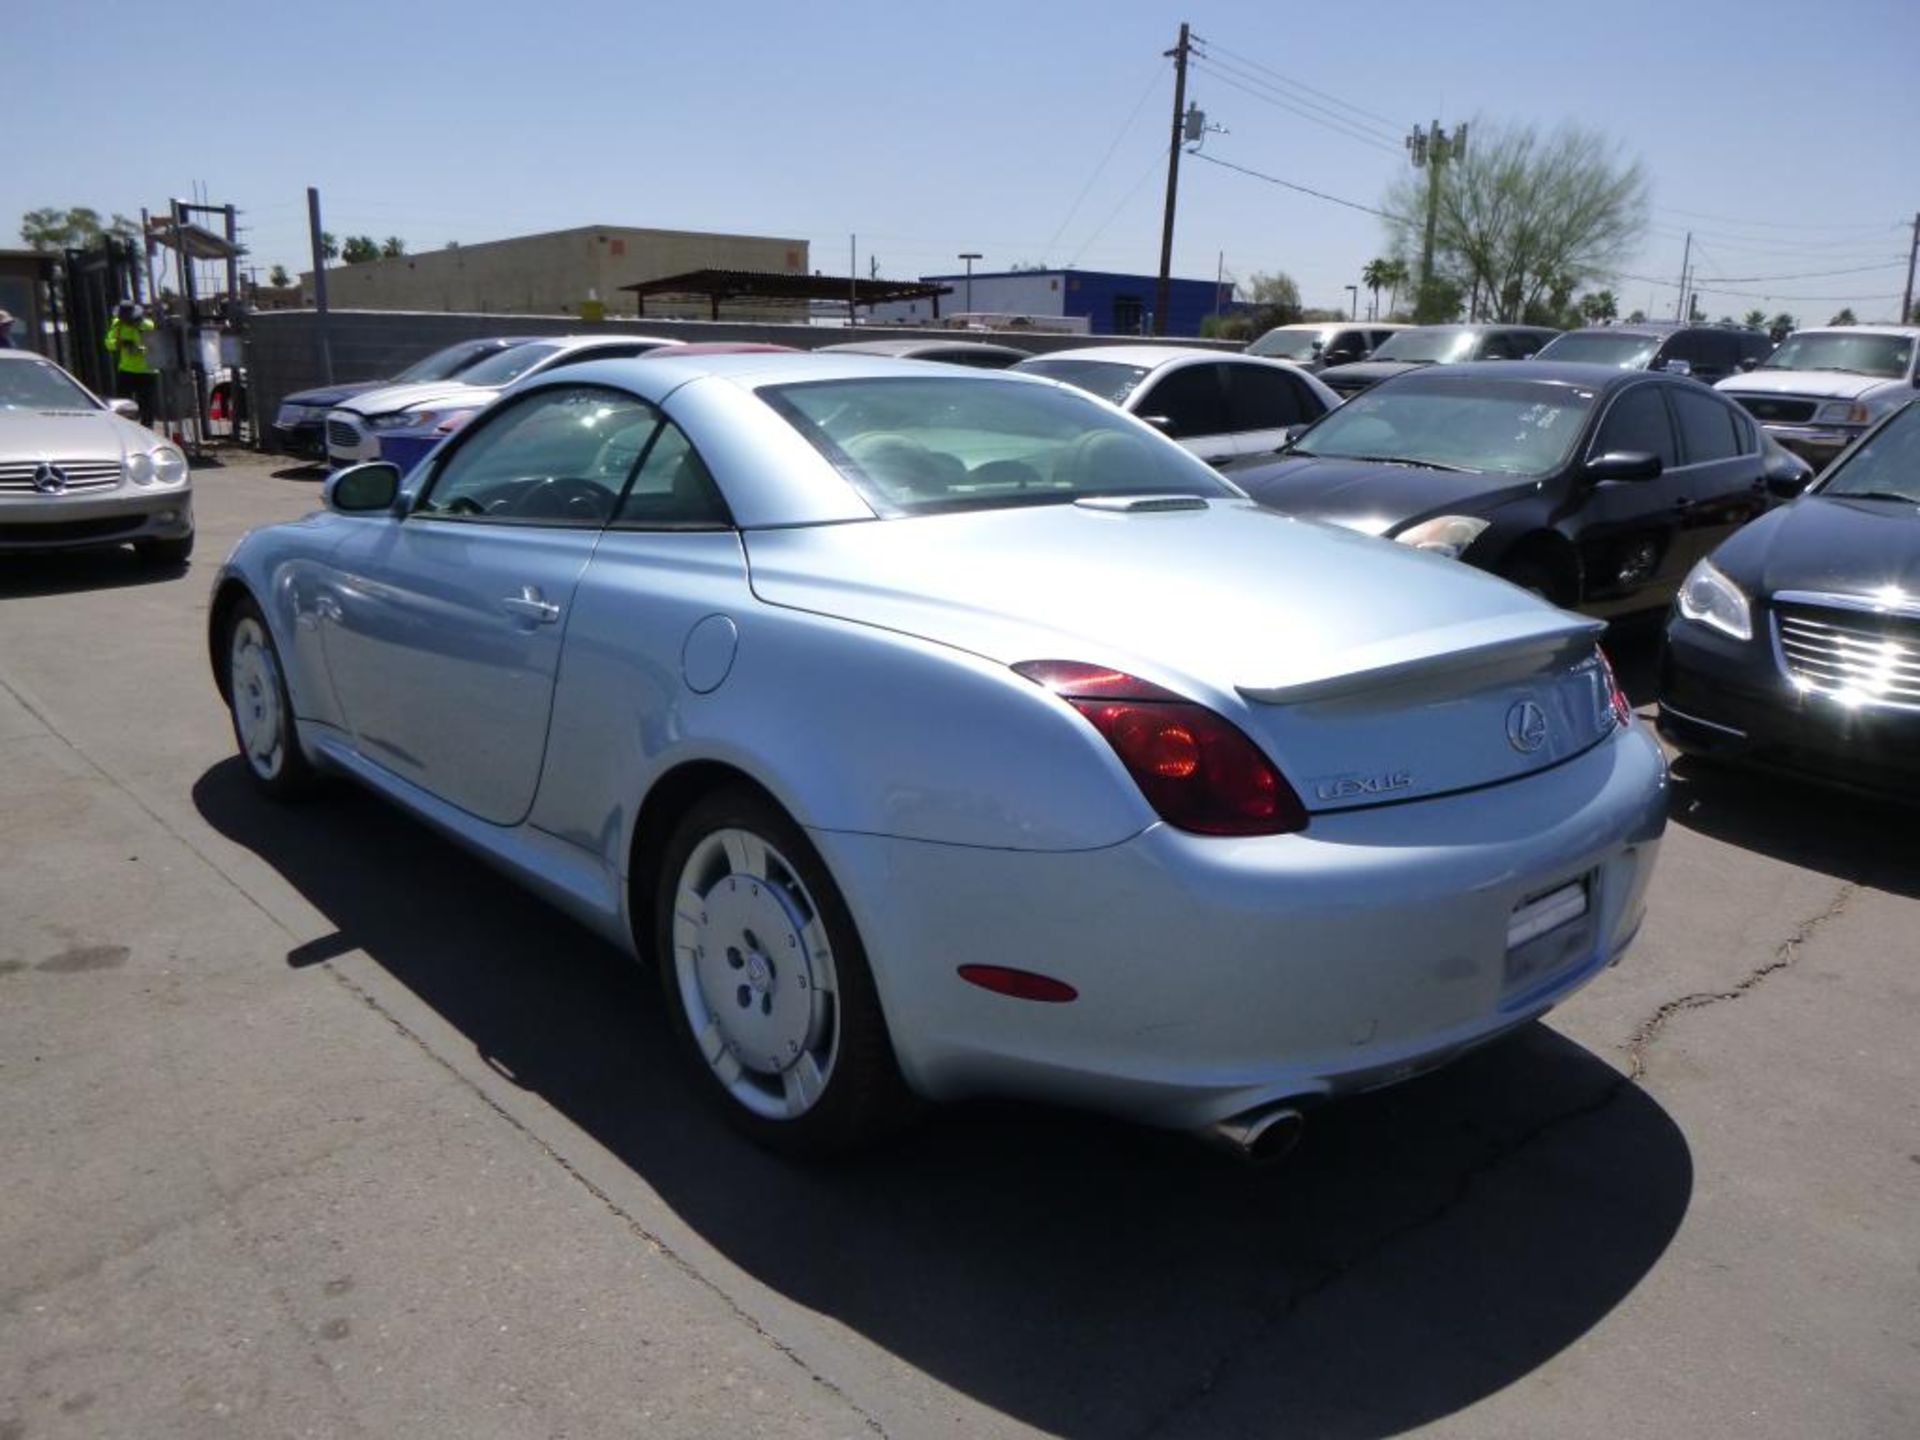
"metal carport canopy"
618,268,953,319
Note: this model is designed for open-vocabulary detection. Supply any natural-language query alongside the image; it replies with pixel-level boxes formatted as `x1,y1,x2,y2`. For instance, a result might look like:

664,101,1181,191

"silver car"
210,353,1667,1159
0,351,193,563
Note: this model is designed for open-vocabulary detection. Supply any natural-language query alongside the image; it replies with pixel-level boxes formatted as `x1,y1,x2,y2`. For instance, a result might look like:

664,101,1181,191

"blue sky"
14,0,1919,322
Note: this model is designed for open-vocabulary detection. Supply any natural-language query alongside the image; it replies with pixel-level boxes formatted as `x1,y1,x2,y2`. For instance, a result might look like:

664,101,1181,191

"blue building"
866,267,1234,338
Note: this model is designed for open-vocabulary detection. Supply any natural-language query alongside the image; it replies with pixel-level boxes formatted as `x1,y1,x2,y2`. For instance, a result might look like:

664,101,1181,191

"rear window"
1536,332,1661,369
1011,358,1150,406
760,375,1235,517
459,343,562,386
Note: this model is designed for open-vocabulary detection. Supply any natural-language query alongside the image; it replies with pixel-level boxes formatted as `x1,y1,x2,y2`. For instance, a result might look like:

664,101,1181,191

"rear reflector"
958,964,1078,1003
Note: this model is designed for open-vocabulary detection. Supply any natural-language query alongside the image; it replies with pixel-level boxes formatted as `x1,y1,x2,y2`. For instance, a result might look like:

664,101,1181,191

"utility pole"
306,186,333,384
1153,21,1190,338
1903,212,1918,325
958,251,982,318
1674,230,1692,322
1406,120,1466,319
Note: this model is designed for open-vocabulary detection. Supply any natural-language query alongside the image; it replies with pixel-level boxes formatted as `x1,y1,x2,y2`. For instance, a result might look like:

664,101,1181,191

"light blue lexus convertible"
211,352,1668,1160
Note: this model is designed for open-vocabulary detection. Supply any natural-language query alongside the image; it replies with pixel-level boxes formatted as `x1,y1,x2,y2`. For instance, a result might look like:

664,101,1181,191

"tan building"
302,224,809,321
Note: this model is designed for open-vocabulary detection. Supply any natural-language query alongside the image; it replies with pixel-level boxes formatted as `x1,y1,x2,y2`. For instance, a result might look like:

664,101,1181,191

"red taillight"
1014,660,1308,836
1597,646,1633,728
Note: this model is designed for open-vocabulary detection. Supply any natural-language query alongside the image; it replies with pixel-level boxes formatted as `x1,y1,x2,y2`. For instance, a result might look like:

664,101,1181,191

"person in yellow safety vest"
104,301,156,427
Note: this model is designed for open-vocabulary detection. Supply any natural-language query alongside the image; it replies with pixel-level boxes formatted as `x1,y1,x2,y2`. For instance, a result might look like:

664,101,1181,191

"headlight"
1394,514,1490,559
367,411,418,431
150,445,188,487
125,451,154,485
1677,558,1752,641
1816,400,1871,425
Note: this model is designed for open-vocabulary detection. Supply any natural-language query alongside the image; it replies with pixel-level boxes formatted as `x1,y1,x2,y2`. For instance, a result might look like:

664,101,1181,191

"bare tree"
1381,119,1648,323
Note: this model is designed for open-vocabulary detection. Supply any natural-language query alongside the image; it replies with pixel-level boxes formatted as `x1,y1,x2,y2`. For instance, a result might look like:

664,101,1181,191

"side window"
1224,363,1306,431
1136,364,1229,438
1368,329,1396,352
1664,331,1710,370
1592,385,1679,466
415,385,657,525
1670,385,1743,464
1511,330,1548,358
611,419,731,529
1479,332,1519,360
541,342,652,373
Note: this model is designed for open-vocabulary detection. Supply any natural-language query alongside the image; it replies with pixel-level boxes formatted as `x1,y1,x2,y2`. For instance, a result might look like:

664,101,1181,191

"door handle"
501,585,561,623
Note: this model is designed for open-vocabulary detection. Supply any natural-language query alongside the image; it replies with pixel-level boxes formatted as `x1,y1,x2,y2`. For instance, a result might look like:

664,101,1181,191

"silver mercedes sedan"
210,353,1668,1160
0,350,194,562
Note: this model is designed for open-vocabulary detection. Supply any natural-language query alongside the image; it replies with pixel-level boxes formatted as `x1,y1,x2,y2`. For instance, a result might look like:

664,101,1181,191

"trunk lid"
743,499,1617,813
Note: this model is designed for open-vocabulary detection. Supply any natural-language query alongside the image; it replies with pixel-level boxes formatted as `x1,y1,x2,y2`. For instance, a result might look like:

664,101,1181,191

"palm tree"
380,236,407,259
1579,289,1618,325
1378,258,1409,318
1743,309,1767,328
1769,312,1797,341
1360,258,1392,321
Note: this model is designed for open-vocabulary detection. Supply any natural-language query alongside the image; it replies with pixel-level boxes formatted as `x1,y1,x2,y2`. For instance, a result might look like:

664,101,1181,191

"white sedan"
1013,344,1341,465
0,351,193,563
214,353,1666,1160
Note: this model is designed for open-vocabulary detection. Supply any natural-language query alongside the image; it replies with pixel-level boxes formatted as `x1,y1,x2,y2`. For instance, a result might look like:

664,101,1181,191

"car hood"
1715,493,1920,596
334,380,494,418
1,406,157,461
1223,455,1530,535
1318,360,1422,387
281,380,388,407
1718,370,1894,401
745,499,1615,812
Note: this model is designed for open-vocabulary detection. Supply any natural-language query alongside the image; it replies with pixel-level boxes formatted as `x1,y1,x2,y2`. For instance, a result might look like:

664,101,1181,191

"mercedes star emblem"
31,462,69,495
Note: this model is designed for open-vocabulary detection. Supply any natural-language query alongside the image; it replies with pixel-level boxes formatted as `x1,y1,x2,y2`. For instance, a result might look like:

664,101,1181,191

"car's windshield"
1537,332,1661,369
761,375,1237,516
1010,358,1153,406
1369,328,1479,364
1818,402,1920,503
1291,376,1599,476
0,359,99,411
392,340,513,385
1762,331,1913,380
1246,328,1325,360
457,343,561,387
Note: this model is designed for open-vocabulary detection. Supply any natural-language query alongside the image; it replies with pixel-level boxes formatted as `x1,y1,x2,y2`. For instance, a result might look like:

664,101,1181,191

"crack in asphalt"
0,670,894,1440
1133,881,1858,1440
1621,881,1856,1082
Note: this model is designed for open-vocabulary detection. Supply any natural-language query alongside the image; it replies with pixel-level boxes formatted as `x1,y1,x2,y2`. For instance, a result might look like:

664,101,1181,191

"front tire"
224,597,318,801
653,786,911,1155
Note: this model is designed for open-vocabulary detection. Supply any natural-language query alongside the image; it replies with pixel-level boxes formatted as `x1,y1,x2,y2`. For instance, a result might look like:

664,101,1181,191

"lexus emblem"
31,462,68,495
1506,699,1549,754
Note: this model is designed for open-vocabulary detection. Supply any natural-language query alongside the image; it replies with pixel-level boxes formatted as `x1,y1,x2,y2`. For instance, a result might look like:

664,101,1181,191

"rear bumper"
0,490,193,552
1659,617,1920,798
812,724,1668,1131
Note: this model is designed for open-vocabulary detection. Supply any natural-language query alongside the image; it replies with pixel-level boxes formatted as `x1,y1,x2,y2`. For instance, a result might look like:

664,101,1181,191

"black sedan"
1223,362,1812,617
1315,323,1559,399
269,337,530,459
1659,399,1920,798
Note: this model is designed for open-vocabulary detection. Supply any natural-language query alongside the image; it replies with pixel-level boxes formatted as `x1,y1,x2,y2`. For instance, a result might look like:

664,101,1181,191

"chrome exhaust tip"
1203,1103,1306,1167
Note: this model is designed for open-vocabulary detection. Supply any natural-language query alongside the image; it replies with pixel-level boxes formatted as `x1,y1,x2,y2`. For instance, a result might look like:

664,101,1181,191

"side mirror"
1587,450,1663,483
1766,471,1812,500
1738,357,1760,372
109,398,140,420
1323,350,1357,366
324,461,401,513
1280,422,1312,448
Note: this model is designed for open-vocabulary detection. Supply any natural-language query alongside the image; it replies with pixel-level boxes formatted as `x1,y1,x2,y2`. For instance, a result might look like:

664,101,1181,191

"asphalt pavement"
1,453,1914,1439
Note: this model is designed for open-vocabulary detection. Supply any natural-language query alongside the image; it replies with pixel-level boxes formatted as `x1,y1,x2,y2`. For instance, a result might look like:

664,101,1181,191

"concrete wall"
245,308,1233,453
302,226,809,322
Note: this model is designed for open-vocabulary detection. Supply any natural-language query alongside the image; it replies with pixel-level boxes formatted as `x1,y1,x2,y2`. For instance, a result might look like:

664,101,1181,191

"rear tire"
223,597,319,801
653,785,913,1155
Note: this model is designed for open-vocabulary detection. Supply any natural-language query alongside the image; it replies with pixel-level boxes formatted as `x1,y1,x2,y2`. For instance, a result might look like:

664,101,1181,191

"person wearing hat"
0,308,16,348
104,301,157,425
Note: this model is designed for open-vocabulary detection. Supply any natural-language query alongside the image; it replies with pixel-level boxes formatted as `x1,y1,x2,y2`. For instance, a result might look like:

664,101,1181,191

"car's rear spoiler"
1237,610,1606,705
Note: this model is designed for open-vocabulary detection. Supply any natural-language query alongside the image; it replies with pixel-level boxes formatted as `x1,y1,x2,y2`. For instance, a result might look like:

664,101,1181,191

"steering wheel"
499,476,614,521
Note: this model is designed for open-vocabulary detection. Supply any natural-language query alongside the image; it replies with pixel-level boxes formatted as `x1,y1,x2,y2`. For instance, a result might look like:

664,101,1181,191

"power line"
1650,204,1901,233
1189,32,1405,132
1042,60,1168,265
1187,150,1394,219
1069,142,1176,269
1188,59,1405,157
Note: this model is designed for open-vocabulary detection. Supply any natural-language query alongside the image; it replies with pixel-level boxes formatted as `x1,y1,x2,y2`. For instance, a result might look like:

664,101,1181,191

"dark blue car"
269,338,529,459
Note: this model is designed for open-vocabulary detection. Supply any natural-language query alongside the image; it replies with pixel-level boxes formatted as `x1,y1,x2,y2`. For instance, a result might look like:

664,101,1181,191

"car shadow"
1668,757,1920,899
1601,614,1665,711
194,758,1692,1439
0,546,187,598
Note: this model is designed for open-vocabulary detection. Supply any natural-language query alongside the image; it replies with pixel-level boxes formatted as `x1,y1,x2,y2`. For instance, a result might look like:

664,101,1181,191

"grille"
0,514,143,544
0,459,124,494
1732,395,1817,424
326,418,362,449
1775,604,1920,710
